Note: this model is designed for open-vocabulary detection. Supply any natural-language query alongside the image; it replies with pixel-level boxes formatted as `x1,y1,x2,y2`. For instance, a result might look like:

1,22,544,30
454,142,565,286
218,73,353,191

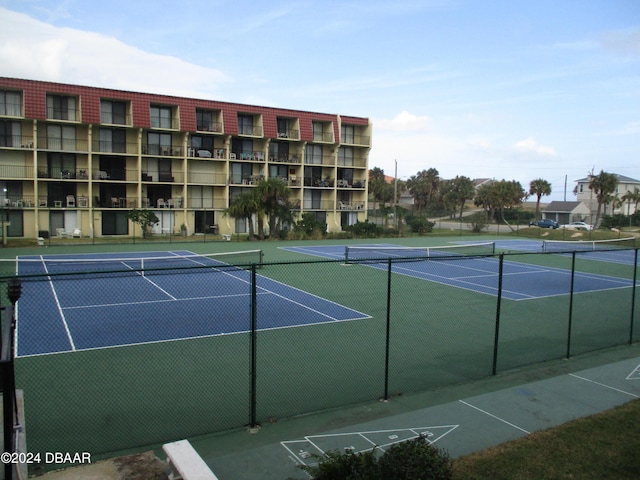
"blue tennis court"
282,242,635,301
15,250,370,357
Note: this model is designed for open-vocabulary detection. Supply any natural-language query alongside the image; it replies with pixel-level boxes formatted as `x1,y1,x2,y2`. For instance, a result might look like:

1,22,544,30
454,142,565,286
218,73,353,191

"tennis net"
345,242,495,263
6,250,264,278
542,237,637,253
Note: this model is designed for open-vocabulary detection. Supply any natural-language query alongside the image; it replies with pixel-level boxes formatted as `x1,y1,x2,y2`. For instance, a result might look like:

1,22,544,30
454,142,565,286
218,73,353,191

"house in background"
543,201,591,225
574,174,640,217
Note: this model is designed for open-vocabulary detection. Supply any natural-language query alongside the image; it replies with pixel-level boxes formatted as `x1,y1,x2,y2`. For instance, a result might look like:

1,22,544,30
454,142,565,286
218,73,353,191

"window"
230,162,252,184
277,118,289,138
190,135,214,156
338,146,354,166
238,114,254,135
232,138,253,159
0,90,22,117
47,153,76,179
305,144,323,164
341,125,354,144
147,132,171,155
269,164,288,180
47,124,76,150
101,100,127,125
0,120,21,147
99,128,126,153
150,105,172,129
269,141,289,162
47,94,77,121
196,109,214,132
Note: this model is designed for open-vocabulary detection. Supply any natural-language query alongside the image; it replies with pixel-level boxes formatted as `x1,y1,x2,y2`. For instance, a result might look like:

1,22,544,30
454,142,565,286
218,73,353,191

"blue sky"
1,0,638,201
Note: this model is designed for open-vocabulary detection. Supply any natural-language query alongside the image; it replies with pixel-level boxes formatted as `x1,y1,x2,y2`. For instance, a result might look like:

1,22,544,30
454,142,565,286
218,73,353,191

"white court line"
39,256,76,351
458,400,531,434
569,374,640,398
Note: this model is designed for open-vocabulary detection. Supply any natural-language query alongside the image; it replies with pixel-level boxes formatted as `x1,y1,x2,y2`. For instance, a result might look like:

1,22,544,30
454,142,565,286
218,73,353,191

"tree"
621,187,640,216
126,209,159,238
529,178,552,221
406,168,440,212
224,192,259,240
255,178,291,238
448,175,476,220
588,171,618,227
474,179,527,230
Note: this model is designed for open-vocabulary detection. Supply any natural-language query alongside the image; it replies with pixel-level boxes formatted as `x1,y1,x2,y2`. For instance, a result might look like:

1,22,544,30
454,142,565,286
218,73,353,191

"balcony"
186,172,227,185
140,171,184,183
187,147,226,159
100,112,133,126
142,144,183,156
93,140,139,155
1,196,35,208
0,135,34,149
303,200,335,210
38,137,89,152
0,164,34,179
341,134,371,147
268,153,301,163
238,125,263,137
276,129,300,140
196,122,223,133
305,177,334,188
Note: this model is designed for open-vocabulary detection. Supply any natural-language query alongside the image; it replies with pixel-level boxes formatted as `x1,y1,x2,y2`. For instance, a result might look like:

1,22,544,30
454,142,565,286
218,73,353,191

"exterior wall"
0,77,371,238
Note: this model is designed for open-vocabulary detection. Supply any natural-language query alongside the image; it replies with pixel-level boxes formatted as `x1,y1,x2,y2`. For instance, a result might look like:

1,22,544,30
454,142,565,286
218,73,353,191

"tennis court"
282,241,635,301
13,250,370,357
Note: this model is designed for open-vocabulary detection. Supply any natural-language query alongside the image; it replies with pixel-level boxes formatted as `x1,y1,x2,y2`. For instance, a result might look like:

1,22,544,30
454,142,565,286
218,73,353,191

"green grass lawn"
452,399,640,480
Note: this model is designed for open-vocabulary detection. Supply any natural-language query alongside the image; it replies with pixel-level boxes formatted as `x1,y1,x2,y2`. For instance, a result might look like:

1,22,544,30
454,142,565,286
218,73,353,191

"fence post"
491,254,504,375
383,258,392,401
249,264,258,429
566,252,577,359
629,249,638,344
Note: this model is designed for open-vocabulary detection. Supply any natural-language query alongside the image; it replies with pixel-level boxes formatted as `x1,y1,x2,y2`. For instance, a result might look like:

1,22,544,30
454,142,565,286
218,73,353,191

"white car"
561,221,593,231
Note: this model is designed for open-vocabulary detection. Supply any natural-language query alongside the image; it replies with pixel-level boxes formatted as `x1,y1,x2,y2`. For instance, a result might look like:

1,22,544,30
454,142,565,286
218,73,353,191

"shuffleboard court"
14,250,370,357
281,242,635,301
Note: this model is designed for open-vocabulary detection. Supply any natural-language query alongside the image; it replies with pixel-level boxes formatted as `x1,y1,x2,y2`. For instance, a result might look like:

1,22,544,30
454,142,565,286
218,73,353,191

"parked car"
529,219,559,229
560,221,593,231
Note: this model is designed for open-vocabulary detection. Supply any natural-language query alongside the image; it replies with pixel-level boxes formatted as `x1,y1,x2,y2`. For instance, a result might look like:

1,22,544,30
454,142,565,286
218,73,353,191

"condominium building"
0,77,371,239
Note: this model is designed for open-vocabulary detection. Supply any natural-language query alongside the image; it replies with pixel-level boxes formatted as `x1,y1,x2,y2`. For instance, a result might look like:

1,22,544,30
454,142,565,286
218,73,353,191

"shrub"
466,211,489,233
406,216,435,234
346,220,383,238
301,436,452,480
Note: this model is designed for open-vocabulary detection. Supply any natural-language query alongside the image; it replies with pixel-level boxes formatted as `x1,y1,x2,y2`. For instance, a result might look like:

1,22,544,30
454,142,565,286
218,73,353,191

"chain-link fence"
2,247,638,471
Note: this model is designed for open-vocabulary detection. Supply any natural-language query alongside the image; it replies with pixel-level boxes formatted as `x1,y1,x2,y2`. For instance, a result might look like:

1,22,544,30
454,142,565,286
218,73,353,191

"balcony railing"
187,147,226,159
268,153,301,163
0,135,34,149
276,129,300,140
186,172,228,185
142,144,183,156
305,177,334,188
93,141,139,155
313,132,335,143
140,172,184,183
341,134,371,147
0,164,34,179
196,122,223,133
38,137,89,152
1,196,35,208
303,200,335,210
238,125,263,137
100,112,133,126
305,154,336,166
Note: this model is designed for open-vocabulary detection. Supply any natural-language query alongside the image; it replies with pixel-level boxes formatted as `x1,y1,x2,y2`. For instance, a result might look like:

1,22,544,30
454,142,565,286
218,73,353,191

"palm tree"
529,178,552,221
588,171,618,228
224,192,259,240
255,178,291,238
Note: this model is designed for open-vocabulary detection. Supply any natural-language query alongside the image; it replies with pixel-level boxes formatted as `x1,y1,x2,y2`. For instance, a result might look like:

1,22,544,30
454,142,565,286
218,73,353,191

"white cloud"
373,110,432,133
0,8,230,99
513,137,557,156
